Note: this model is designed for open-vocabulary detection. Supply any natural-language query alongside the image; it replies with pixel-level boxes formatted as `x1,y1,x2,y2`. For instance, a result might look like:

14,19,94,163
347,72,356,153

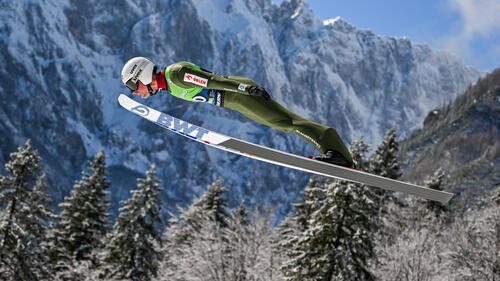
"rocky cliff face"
399,69,500,208
0,0,481,216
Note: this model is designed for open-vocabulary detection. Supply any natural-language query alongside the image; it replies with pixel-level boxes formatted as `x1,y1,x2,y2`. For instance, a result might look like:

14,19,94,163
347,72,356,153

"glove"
248,86,271,101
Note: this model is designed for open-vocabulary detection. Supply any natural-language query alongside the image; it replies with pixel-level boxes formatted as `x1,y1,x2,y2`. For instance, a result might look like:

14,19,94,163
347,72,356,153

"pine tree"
104,163,164,281
192,177,229,227
163,177,230,253
371,127,401,180
281,180,376,281
277,137,378,280
280,143,377,281
50,150,111,277
423,169,448,218
293,176,326,231
161,178,233,280
350,135,372,172
278,180,325,280
171,177,230,234
277,175,326,275
349,136,379,221
370,127,404,209
0,139,54,281
369,128,408,247
233,199,249,226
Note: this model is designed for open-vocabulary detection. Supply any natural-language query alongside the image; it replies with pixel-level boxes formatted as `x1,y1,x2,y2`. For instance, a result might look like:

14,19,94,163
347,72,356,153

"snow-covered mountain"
0,0,481,217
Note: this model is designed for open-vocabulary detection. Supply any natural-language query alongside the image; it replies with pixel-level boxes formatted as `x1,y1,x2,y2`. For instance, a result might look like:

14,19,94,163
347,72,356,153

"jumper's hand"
248,86,271,101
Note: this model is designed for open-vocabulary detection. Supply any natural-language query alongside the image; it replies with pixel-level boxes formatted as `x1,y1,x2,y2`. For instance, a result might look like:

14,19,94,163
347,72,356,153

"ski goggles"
125,79,156,94
125,78,139,92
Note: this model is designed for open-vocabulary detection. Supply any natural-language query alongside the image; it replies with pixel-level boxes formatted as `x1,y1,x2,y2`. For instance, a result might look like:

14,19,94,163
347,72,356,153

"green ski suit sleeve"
168,62,253,95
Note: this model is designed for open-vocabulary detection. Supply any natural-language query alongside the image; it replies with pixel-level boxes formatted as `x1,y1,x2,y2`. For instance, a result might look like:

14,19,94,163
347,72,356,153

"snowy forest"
1,128,498,281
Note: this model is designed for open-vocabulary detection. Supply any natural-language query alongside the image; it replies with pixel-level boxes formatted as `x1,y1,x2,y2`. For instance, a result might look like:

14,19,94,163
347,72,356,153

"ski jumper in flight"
121,57,354,168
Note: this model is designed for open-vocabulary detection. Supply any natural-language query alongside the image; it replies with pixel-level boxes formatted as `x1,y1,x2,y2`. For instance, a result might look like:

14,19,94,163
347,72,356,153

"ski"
118,94,453,204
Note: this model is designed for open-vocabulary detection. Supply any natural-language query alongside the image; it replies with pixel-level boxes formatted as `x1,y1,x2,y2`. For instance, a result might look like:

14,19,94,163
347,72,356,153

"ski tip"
118,94,128,104
118,94,136,109
441,191,454,204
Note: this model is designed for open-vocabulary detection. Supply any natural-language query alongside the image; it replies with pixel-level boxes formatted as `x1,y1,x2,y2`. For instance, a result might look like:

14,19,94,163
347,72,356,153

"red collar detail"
156,71,167,91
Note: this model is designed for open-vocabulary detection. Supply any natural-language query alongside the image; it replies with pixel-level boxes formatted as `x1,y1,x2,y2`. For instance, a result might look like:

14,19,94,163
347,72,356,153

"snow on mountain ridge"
290,0,304,19
323,17,344,27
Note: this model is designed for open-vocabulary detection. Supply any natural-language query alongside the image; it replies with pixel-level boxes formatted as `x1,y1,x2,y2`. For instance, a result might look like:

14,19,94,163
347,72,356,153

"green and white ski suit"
162,61,353,164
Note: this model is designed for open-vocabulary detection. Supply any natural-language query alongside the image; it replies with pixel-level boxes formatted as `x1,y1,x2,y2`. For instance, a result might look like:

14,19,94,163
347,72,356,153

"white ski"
118,94,453,204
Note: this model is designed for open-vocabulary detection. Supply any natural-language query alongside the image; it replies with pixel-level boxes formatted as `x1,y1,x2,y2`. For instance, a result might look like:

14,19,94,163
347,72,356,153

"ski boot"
309,150,355,169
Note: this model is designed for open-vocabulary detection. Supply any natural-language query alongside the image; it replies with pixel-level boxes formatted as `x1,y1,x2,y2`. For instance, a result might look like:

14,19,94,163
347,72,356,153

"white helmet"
121,57,156,92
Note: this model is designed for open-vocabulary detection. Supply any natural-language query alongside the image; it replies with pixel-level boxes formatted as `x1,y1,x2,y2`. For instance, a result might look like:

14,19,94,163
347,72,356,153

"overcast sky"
273,0,500,72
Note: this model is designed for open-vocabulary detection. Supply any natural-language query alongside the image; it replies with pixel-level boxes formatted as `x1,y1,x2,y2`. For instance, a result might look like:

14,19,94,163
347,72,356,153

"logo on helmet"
130,64,138,75
134,69,143,81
